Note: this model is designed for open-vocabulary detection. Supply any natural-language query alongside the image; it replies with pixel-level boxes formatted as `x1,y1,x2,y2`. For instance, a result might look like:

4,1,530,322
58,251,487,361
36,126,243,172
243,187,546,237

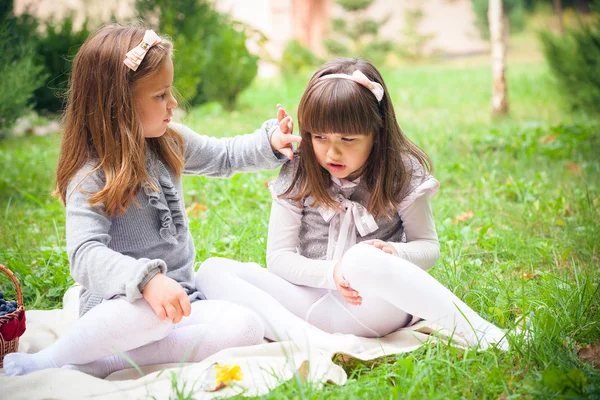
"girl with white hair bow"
197,58,509,351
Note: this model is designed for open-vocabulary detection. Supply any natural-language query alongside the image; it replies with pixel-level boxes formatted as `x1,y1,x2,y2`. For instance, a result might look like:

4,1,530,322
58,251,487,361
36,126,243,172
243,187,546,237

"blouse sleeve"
65,166,167,302
390,156,440,270
266,159,337,290
266,200,338,290
391,194,440,270
172,120,286,177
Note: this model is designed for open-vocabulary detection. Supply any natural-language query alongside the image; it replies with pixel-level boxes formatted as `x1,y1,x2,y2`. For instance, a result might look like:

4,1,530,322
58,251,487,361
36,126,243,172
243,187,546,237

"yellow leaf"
215,363,243,386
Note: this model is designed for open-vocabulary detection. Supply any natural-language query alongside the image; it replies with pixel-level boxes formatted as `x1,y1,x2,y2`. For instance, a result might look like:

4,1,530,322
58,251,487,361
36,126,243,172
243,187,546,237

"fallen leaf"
521,272,535,279
297,360,310,382
215,363,243,385
452,210,474,224
579,343,600,371
565,162,582,175
186,202,208,217
540,134,558,144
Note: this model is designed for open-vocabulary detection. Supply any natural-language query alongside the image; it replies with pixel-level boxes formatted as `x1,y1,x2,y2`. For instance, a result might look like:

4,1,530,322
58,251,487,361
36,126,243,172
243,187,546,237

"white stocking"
338,244,508,349
196,258,365,353
65,299,264,378
4,297,173,376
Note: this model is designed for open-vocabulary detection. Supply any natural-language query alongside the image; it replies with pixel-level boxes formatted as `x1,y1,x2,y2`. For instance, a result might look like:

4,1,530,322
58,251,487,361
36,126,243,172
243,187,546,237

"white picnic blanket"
0,286,469,399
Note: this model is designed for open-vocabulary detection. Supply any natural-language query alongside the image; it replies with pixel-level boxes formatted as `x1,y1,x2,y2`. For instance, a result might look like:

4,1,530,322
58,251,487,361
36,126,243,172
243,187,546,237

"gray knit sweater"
66,120,284,316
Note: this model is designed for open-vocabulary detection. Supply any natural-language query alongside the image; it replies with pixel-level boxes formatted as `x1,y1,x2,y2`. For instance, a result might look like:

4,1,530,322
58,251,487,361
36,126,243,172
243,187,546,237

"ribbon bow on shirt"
313,177,379,261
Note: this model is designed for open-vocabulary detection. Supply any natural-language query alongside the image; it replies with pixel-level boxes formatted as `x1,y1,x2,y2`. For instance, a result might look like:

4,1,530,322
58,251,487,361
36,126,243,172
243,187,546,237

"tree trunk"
554,0,564,34
488,0,508,115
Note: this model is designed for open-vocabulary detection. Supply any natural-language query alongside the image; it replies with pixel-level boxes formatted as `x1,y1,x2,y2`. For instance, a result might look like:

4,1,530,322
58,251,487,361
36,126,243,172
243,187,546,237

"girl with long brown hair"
198,58,509,351
4,24,302,377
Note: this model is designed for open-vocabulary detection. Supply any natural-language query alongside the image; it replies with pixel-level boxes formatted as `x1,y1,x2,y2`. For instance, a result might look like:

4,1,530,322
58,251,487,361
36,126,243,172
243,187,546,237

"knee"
225,307,265,347
133,299,175,341
340,244,394,283
198,257,231,277
196,257,235,288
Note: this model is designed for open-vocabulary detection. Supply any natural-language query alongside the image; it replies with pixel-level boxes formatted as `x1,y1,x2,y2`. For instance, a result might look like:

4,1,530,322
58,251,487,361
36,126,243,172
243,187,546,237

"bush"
0,4,47,135
136,0,258,109
539,6,600,113
30,15,91,114
280,39,322,76
324,0,394,66
195,21,258,110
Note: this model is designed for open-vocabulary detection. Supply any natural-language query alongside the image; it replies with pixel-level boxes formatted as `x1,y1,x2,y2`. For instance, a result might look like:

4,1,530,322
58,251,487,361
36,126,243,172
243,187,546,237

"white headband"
319,70,384,102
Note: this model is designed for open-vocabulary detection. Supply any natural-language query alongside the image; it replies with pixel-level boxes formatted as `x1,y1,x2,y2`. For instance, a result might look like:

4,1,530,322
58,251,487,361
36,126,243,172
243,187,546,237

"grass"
1,59,599,398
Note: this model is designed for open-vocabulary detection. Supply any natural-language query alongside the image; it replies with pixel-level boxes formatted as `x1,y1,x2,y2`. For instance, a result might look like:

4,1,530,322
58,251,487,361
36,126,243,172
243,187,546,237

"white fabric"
2,271,264,378
0,285,489,400
196,259,365,352
267,194,439,291
198,247,508,347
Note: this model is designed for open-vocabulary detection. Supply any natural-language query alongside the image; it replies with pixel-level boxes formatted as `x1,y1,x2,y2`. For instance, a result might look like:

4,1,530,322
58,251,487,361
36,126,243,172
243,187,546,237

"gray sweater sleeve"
65,166,167,302
172,120,286,176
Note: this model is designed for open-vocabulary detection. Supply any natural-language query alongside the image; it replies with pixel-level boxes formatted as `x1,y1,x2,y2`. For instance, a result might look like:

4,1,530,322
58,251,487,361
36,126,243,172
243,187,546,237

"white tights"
4,273,264,378
197,244,508,350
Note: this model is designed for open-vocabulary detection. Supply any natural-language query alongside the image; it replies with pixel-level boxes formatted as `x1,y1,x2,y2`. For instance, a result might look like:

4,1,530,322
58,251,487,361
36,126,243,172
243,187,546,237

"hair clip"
319,70,384,102
123,30,162,71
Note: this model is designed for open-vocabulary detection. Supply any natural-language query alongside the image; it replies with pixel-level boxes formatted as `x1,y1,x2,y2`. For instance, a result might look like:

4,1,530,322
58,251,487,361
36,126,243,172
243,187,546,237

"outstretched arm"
178,112,300,177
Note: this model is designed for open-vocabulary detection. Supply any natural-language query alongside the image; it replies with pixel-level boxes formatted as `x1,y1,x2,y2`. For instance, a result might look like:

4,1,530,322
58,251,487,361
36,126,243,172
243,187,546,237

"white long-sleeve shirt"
266,158,440,290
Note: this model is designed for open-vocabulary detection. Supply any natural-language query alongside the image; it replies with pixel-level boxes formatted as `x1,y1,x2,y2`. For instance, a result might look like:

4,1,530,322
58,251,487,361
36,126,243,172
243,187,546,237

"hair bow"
123,30,162,71
319,70,384,102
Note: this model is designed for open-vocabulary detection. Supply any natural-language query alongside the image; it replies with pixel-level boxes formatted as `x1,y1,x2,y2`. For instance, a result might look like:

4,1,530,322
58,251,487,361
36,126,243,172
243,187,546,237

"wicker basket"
0,263,25,368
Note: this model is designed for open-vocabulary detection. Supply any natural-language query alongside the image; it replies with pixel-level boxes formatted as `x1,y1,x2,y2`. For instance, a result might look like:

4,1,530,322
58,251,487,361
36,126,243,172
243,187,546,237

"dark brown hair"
55,24,184,216
283,58,432,217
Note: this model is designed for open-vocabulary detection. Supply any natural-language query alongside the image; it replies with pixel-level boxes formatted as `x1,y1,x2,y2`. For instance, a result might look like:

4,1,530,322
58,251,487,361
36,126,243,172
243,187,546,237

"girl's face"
132,58,178,138
310,133,374,180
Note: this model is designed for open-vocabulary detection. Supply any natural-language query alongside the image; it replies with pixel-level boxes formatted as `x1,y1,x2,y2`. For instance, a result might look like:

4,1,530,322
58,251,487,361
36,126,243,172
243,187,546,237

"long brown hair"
283,58,432,218
55,24,184,216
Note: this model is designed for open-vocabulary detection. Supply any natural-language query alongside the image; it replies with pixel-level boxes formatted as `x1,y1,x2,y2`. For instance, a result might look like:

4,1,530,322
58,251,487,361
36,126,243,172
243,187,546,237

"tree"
488,0,508,115
554,0,564,33
324,0,393,65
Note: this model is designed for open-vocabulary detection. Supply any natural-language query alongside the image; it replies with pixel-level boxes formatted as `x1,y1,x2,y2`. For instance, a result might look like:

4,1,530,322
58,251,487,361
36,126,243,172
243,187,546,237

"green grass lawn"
0,60,599,398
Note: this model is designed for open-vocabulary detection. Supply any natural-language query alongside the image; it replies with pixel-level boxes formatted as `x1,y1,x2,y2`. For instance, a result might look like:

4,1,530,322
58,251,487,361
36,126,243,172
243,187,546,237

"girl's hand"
363,239,399,257
270,104,301,160
333,261,362,306
142,273,192,324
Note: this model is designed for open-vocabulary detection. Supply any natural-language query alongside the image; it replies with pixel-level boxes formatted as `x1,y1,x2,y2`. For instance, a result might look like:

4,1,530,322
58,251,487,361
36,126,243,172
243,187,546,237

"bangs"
299,79,382,136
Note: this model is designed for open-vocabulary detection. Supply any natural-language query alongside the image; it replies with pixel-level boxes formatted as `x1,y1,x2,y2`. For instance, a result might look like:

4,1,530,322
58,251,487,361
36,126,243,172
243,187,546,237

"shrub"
280,39,322,77
0,4,47,135
539,5,600,114
194,20,258,110
136,0,258,109
30,15,91,114
324,0,394,65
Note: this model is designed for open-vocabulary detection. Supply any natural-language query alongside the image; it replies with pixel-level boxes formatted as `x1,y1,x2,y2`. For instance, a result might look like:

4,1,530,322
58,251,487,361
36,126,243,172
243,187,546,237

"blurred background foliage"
0,0,598,134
